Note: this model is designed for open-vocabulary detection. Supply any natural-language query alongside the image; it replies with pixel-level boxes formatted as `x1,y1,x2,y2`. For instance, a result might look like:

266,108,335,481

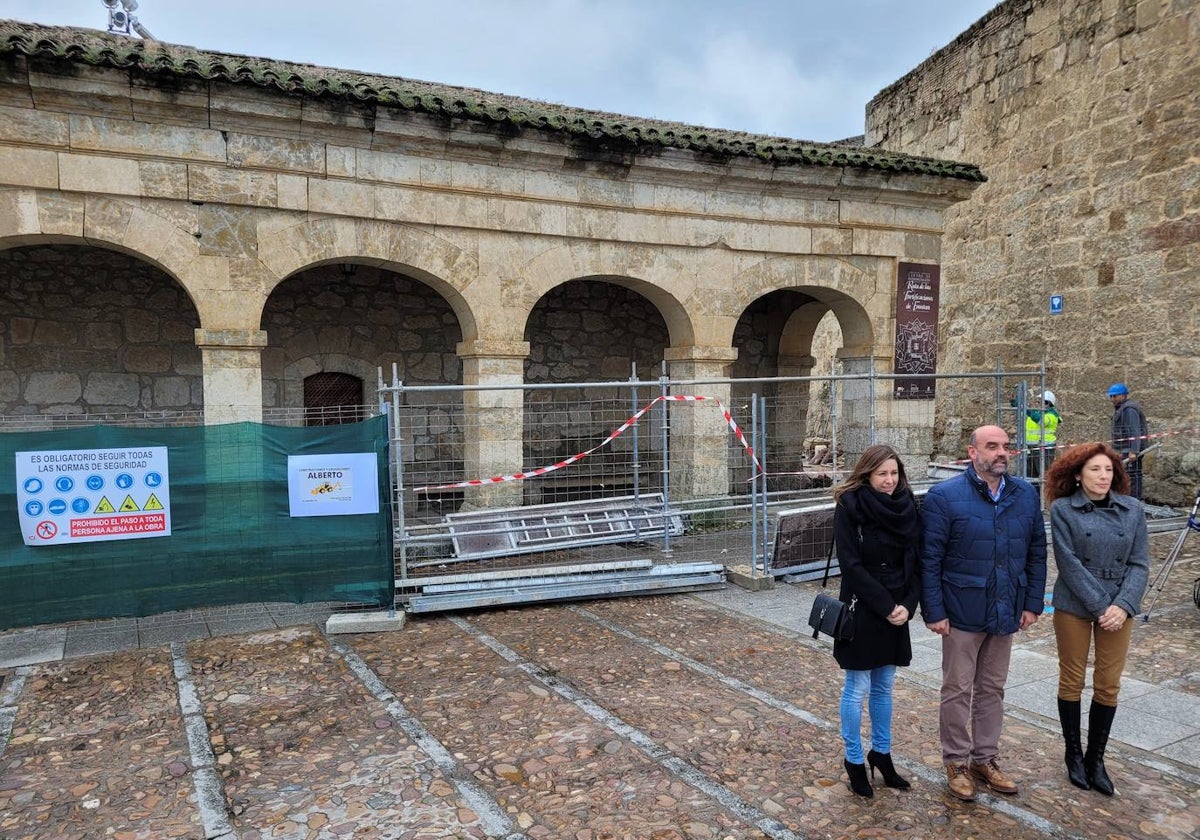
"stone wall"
0,245,202,417
867,0,1199,504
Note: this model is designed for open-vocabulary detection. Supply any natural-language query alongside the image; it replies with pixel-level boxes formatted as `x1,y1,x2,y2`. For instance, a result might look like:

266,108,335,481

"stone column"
834,353,882,468
836,352,933,473
195,329,269,425
776,353,816,465
457,339,530,510
664,346,739,500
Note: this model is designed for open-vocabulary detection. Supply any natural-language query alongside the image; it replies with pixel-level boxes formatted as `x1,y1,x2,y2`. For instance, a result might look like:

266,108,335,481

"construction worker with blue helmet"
1108,383,1149,499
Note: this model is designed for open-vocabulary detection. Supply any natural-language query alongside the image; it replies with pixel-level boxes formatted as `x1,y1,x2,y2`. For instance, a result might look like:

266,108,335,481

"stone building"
0,18,984,507
867,0,1199,504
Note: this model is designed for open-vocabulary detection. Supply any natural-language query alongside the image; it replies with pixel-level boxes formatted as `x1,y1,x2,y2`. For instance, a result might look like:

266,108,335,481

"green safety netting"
0,417,393,631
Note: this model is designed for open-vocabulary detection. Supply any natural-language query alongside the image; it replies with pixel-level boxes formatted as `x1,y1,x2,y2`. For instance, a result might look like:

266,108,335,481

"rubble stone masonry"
867,0,1199,504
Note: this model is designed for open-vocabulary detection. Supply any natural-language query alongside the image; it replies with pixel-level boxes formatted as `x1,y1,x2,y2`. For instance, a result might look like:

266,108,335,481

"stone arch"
523,275,675,381
727,260,881,486
517,268,683,504
256,216,480,342
727,256,878,356
780,301,839,360
263,261,464,416
521,243,697,348
0,190,207,319
0,231,205,417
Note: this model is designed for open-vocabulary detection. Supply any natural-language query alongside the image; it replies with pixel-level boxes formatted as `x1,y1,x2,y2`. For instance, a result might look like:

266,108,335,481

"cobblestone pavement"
1,535,1197,839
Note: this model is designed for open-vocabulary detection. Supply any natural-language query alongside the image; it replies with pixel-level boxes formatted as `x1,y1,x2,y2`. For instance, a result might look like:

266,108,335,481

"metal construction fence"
2,361,1193,621
378,365,1065,610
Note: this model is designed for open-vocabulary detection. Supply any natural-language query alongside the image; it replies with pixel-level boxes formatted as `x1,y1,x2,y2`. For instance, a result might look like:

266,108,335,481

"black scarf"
852,485,920,549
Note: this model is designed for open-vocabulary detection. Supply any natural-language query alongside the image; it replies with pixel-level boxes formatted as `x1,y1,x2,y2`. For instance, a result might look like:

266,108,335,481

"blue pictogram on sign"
1050,294,1063,315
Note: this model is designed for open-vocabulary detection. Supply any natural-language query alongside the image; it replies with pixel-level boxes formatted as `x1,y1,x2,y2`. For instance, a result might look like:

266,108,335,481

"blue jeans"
840,666,897,764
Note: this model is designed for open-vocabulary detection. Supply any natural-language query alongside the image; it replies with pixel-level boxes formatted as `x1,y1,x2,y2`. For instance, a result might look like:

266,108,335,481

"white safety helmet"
1042,390,1056,406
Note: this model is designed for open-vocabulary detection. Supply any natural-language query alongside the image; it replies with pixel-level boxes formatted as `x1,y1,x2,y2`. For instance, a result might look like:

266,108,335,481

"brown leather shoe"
945,763,977,801
970,758,1018,795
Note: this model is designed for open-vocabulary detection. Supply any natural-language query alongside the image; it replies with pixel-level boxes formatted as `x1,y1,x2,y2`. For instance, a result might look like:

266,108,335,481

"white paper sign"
287,453,380,517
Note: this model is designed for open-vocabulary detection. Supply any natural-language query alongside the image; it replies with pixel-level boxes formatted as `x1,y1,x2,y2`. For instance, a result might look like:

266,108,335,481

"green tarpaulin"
0,418,392,631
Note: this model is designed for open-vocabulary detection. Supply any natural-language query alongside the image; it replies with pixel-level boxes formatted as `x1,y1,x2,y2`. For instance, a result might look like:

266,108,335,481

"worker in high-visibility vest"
1023,390,1060,477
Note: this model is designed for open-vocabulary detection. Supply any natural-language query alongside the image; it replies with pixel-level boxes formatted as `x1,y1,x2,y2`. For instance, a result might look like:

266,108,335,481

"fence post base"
326,611,406,634
725,564,776,591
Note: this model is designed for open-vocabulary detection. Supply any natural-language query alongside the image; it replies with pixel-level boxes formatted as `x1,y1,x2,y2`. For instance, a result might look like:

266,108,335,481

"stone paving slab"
0,627,66,668
1123,682,1200,729
202,603,275,637
1160,733,1200,767
187,625,488,839
0,649,200,839
136,619,210,647
63,629,139,659
350,618,773,839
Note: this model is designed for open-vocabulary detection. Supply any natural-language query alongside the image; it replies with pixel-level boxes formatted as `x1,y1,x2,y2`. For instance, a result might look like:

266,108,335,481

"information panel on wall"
15,447,172,546
892,262,940,400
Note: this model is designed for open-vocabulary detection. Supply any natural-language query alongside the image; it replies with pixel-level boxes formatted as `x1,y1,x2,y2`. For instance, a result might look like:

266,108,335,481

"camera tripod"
1140,487,1200,621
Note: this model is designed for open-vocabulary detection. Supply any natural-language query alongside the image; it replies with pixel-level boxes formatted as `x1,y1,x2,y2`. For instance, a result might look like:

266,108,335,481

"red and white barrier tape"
413,394,762,493
1107,424,1197,448
1020,424,1199,456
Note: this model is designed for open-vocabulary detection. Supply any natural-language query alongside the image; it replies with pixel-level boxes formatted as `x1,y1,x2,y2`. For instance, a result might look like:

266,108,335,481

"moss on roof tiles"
0,19,985,183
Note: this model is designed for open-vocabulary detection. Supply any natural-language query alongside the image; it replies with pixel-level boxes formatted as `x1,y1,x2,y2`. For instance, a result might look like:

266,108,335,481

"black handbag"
808,591,856,640
806,535,856,641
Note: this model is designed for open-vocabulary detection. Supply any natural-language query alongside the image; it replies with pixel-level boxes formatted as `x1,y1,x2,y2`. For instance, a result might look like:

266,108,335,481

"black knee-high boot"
1057,698,1090,789
1085,701,1117,796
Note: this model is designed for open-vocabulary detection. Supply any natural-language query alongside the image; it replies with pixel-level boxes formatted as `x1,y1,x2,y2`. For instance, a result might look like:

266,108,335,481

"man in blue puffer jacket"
922,425,1047,802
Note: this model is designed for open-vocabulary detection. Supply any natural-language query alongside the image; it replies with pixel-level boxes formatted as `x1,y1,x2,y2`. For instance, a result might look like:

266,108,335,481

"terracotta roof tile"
0,19,985,183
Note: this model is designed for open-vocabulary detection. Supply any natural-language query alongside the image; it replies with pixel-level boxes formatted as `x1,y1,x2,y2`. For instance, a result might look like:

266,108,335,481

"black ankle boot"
1085,701,1117,796
867,749,910,789
1057,698,1090,790
844,759,874,797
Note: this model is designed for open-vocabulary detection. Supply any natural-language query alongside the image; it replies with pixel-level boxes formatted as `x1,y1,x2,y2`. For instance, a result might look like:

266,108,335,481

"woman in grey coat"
1044,443,1149,796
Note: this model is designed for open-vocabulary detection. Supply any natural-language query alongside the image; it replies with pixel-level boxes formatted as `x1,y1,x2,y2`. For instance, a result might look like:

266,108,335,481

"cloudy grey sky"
2,1,998,142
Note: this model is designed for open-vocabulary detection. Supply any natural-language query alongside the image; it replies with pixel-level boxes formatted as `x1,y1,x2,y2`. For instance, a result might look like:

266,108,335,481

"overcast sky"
2,1,999,142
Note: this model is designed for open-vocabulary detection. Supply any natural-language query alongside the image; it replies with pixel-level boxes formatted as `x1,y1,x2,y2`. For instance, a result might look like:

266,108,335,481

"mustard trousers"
1053,609,1134,706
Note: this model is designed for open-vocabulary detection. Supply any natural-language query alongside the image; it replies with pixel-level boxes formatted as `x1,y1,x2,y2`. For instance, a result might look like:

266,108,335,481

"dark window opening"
304,372,364,426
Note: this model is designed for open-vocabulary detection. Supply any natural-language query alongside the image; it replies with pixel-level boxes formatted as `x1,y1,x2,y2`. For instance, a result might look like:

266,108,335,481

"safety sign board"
287,452,378,517
15,447,172,546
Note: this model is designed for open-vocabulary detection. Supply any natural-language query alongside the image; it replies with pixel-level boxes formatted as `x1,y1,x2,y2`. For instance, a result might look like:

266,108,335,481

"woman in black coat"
832,444,922,797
